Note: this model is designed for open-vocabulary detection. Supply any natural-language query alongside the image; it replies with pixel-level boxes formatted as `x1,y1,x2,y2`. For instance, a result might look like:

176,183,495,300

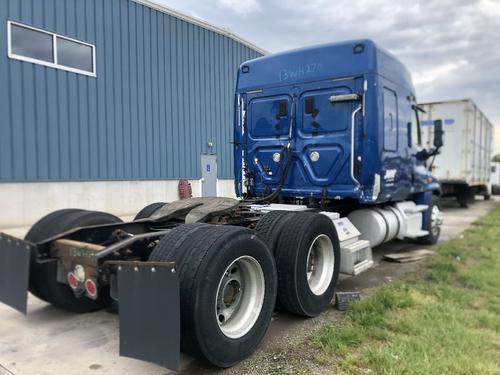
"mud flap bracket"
0,233,34,314
115,261,180,371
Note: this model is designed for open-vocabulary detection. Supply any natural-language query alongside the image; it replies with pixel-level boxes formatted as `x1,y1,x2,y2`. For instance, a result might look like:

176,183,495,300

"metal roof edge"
419,98,472,106
132,0,269,55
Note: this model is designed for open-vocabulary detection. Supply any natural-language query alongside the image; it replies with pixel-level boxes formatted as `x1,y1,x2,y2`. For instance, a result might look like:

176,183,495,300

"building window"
57,37,94,73
10,23,54,63
8,21,96,77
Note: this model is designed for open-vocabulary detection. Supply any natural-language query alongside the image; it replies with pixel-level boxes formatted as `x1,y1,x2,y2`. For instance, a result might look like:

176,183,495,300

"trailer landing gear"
457,185,473,208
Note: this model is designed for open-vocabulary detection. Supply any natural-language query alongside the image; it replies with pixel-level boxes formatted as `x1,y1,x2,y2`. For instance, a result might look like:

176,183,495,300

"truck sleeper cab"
0,40,443,372
234,40,440,205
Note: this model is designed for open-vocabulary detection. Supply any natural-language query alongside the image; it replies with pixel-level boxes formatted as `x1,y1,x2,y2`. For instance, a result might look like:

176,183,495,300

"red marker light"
85,279,97,298
67,273,79,289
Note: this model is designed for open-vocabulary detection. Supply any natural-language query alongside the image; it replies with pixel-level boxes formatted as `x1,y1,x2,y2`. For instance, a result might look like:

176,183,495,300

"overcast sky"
157,0,500,153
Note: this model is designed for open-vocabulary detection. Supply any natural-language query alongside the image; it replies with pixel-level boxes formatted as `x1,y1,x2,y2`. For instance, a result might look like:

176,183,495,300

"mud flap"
116,262,180,371
0,233,33,314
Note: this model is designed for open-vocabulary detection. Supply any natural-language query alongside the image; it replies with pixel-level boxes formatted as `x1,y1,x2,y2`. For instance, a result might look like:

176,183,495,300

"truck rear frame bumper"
0,234,181,371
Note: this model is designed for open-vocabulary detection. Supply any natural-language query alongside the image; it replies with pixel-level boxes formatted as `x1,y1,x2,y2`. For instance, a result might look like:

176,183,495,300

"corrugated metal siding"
0,0,262,181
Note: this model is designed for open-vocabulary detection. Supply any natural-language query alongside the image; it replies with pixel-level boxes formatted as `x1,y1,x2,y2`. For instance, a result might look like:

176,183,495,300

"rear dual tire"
149,224,277,367
274,212,340,317
255,211,297,254
256,211,340,317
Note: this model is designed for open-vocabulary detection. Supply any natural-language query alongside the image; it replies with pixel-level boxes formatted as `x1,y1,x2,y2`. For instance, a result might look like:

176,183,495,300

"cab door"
244,88,293,187
295,77,364,192
379,85,413,200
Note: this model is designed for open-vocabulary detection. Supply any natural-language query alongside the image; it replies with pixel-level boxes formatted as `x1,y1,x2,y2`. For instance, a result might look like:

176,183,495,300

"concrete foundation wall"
0,179,236,232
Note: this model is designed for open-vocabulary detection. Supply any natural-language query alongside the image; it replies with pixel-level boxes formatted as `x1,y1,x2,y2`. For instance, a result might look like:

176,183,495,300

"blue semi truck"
0,40,444,371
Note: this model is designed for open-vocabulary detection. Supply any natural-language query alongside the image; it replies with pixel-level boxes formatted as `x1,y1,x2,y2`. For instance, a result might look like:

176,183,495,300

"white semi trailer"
491,162,500,195
420,99,494,207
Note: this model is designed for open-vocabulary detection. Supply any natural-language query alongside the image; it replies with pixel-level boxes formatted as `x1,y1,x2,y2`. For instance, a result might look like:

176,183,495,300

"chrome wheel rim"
306,234,335,296
430,205,443,236
215,256,265,339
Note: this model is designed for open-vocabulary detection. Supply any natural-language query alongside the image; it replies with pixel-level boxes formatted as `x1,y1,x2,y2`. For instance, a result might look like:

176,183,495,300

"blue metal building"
0,0,264,229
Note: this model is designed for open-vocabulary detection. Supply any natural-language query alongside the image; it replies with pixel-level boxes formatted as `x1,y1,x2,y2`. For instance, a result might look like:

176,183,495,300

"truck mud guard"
114,261,180,371
0,233,34,314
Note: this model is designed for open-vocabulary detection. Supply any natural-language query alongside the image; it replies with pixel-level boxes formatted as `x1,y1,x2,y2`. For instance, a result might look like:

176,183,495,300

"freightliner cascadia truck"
0,40,444,371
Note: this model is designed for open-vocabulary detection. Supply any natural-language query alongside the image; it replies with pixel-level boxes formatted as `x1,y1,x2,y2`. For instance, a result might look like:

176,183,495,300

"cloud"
217,0,261,16
413,60,469,85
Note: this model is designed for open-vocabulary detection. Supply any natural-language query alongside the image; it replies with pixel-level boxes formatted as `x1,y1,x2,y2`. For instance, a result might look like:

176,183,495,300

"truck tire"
133,202,167,220
417,195,442,245
25,210,122,313
274,212,340,317
255,211,297,254
149,224,277,367
255,211,297,311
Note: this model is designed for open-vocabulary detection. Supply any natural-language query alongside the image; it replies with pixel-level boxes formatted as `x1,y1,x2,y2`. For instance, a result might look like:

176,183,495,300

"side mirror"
433,119,444,149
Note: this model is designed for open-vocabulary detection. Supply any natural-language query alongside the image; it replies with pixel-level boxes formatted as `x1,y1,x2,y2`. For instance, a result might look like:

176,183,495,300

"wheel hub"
305,234,335,296
430,205,443,236
222,279,241,307
307,250,316,276
215,256,265,339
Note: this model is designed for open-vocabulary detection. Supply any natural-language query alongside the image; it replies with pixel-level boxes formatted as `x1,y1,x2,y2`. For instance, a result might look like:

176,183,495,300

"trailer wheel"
133,202,167,220
417,196,442,245
274,212,340,317
149,224,277,367
255,211,297,254
25,210,122,312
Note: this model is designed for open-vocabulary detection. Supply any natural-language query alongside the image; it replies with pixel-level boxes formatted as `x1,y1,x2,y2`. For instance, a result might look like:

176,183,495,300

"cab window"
383,88,398,151
409,107,421,147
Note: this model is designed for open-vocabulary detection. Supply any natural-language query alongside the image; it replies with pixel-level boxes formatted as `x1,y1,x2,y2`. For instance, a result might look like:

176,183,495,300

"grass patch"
310,205,500,374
